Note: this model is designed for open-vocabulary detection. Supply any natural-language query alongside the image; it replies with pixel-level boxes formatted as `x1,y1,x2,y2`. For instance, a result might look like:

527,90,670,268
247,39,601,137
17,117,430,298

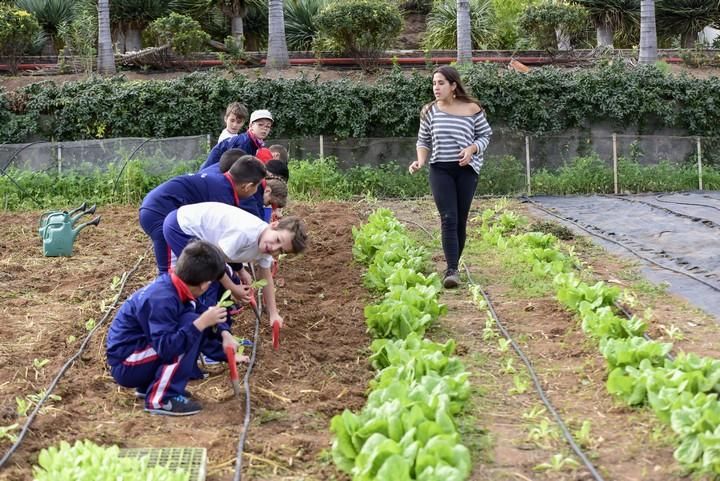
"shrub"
314,0,403,69
519,0,590,50
146,12,210,56
0,5,41,74
4,63,720,143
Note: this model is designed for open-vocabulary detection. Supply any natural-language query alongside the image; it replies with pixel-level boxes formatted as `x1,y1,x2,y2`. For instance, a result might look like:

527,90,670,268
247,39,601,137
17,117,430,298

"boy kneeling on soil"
163,202,307,329
106,240,237,416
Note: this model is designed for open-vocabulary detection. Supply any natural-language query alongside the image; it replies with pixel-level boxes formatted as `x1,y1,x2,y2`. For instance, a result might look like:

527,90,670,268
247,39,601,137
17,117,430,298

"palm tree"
97,0,115,73
15,0,75,55
423,0,492,50
656,0,720,48
219,0,250,49
457,0,472,63
266,0,289,68
110,0,171,52
639,0,657,64
570,0,639,47
284,0,327,51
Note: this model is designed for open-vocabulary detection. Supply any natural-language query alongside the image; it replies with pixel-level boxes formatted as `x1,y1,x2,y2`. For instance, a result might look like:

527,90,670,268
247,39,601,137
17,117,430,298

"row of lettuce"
330,209,471,480
479,205,720,476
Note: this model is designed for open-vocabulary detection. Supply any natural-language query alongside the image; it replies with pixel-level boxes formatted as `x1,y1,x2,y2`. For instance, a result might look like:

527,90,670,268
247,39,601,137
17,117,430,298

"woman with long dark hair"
409,66,492,288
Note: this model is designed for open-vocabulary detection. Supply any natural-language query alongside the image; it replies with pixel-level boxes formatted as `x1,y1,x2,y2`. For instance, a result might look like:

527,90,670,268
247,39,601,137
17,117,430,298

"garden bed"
0,202,370,480
2,198,720,480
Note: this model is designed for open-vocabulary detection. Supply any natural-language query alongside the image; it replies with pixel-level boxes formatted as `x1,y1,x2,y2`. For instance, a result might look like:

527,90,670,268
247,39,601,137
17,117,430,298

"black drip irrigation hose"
232,266,262,481
0,141,47,207
401,216,604,480
599,194,720,231
521,196,720,293
111,139,154,194
0,253,146,469
460,262,607,481
655,194,720,213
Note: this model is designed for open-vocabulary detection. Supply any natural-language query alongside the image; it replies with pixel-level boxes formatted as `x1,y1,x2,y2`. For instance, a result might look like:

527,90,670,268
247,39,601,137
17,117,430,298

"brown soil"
0,201,370,481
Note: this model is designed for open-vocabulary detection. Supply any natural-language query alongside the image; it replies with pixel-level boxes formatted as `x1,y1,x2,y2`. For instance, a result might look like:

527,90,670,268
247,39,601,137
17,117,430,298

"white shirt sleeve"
218,129,237,143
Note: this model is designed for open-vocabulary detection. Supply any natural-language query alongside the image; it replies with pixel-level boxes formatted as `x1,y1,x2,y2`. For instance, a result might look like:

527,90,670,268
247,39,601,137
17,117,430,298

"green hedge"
2,62,720,142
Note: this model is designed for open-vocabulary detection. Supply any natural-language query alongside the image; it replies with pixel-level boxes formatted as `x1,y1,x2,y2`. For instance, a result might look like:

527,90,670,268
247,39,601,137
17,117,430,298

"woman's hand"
409,159,425,174
458,145,477,166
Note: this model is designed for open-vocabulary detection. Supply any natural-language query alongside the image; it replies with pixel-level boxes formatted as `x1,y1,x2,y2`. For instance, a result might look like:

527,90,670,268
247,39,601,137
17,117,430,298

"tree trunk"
97,0,116,74
639,0,657,64
556,27,571,50
125,27,142,52
114,28,126,53
231,15,245,50
456,0,472,64
681,31,697,48
596,22,614,48
266,0,289,69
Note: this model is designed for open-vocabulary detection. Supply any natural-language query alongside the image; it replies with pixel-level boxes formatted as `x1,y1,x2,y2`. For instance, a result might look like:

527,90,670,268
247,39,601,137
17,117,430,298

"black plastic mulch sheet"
530,192,720,319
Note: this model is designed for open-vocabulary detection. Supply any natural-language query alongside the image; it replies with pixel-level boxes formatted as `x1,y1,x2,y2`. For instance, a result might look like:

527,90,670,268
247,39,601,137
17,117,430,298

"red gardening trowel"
224,345,241,397
248,291,280,351
271,320,280,351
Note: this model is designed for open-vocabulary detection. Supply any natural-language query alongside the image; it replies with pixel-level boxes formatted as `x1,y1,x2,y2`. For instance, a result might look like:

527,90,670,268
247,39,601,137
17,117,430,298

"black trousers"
429,162,479,271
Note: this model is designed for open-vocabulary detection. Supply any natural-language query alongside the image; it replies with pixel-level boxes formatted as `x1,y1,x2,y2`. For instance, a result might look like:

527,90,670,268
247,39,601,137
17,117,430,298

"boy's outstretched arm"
220,272,252,304
258,266,282,327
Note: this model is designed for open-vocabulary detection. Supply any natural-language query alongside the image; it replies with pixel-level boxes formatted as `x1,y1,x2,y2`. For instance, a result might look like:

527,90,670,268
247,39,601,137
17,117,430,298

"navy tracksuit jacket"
139,172,240,273
106,273,229,409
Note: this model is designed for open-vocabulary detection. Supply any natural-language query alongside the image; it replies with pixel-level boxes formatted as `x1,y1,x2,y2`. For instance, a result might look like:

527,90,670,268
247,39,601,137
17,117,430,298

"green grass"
3,152,718,211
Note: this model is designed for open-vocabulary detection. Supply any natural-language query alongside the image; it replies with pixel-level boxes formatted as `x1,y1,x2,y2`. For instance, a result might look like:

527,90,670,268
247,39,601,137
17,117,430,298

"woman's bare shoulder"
465,102,482,115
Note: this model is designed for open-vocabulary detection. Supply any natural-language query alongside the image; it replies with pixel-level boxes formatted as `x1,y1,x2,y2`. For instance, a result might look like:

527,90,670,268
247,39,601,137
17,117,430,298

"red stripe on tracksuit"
148,354,184,409
122,345,159,366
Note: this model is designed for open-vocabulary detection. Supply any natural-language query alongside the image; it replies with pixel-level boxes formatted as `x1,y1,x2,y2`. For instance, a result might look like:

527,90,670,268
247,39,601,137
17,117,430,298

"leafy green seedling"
533,453,580,472
251,279,268,289
217,289,234,308
522,405,546,421
66,335,76,345
482,313,497,341
27,390,61,414
85,318,96,331
501,357,516,374
573,420,596,448
33,358,50,370
497,338,511,353
468,284,486,308
527,419,559,448
110,275,122,291
16,397,30,417
0,424,18,442
659,324,685,341
509,374,529,395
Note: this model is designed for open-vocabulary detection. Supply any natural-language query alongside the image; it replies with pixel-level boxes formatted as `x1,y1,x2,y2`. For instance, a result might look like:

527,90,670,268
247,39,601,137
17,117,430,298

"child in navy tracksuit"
200,109,274,170
139,153,266,274
106,241,235,416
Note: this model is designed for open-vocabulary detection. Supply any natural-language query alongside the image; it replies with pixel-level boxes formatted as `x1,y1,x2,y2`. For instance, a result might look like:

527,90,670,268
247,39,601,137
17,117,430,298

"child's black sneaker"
144,395,202,416
443,269,460,289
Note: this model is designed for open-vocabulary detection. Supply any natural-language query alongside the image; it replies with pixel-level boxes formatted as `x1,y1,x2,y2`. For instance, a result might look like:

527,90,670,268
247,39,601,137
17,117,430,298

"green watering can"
40,203,101,257
38,202,97,239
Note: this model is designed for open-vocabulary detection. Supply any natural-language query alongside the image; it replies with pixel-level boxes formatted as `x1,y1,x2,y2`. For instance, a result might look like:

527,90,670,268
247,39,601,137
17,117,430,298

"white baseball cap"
249,109,273,124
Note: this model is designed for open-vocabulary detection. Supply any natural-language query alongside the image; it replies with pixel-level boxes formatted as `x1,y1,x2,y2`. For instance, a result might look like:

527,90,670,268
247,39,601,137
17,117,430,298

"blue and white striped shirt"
416,103,492,174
